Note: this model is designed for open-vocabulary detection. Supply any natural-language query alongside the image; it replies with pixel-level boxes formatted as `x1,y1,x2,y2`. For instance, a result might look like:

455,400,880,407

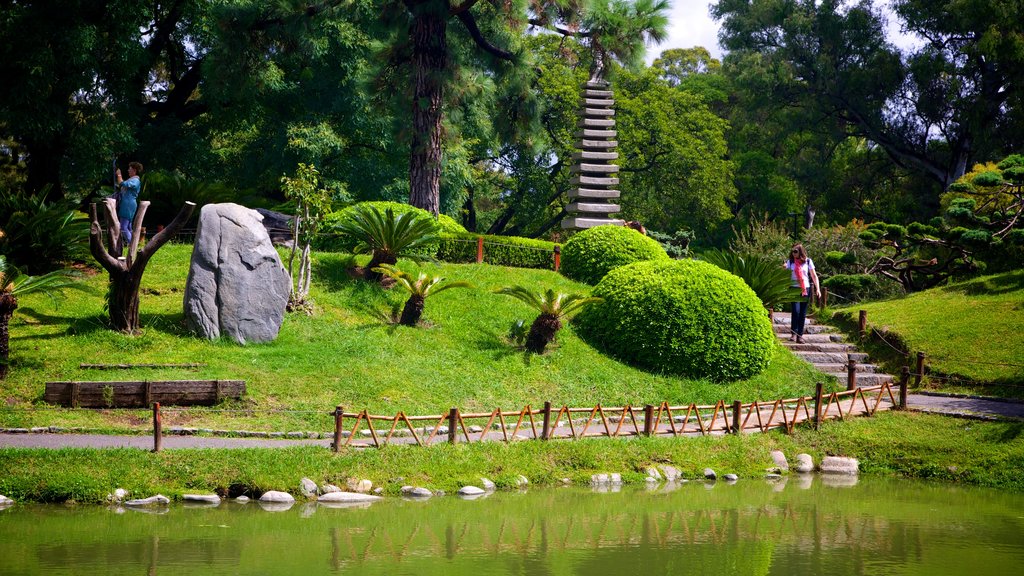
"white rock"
820,456,859,475
125,495,170,507
703,468,717,480
591,474,609,485
610,473,622,485
645,467,662,481
107,488,128,503
480,478,496,491
794,453,815,474
259,490,295,503
468,425,483,433
660,465,681,482
235,495,250,502
318,492,382,503
645,477,659,484
457,486,486,496
0,495,14,505
515,475,529,487
723,474,739,482
401,486,433,498
300,478,318,498
183,494,221,504
771,450,789,472
320,484,341,494
350,479,373,494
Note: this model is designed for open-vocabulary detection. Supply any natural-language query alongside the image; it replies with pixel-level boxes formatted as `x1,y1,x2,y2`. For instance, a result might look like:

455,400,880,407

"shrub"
0,187,89,273
822,274,877,302
701,249,802,311
575,259,775,381
332,205,440,281
560,225,669,285
317,201,444,254
438,233,556,269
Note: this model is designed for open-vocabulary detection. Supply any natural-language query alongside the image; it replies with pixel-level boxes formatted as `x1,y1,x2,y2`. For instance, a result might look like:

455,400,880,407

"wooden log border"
44,380,245,408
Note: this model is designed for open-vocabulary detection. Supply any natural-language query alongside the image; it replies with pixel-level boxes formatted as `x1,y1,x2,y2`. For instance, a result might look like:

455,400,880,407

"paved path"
906,393,1024,420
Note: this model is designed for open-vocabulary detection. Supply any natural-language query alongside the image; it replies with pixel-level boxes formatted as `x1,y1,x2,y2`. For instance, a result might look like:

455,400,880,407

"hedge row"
437,232,557,270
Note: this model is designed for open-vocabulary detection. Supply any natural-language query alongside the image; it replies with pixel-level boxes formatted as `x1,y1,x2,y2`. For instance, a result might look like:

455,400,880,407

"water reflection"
2,477,1023,575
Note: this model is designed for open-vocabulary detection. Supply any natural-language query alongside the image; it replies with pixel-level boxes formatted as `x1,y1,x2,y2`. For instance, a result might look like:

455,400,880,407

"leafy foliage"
333,205,440,281
700,249,802,311
437,233,557,269
281,164,333,307
320,202,444,254
560,225,669,285
494,285,603,354
141,170,257,229
575,259,775,381
372,263,473,326
0,187,89,273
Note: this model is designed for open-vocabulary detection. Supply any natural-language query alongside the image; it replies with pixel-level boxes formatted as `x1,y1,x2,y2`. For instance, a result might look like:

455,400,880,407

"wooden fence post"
821,287,829,308
899,367,909,410
448,407,458,444
333,405,344,452
70,381,80,409
553,245,561,272
476,237,484,264
858,310,868,341
915,351,926,387
643,404,654,436
814,381,823,430
847,355,858,391
152,402,162,453
541,401,552,440
731,400,742,434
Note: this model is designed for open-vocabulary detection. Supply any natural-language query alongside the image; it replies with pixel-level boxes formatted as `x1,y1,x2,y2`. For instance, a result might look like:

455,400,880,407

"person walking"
785,243,820,343
114,161,143,246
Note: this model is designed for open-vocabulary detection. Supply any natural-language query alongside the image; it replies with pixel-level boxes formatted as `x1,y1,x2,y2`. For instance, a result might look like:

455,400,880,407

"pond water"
2,476,1023,575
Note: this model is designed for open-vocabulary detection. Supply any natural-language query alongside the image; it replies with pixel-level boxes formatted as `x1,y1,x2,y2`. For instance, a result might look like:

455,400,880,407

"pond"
2,476,1022,575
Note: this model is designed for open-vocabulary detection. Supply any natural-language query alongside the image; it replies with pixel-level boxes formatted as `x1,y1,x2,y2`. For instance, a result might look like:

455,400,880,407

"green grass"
2,244,828,433
832,270,1024,394
1,411,1021,503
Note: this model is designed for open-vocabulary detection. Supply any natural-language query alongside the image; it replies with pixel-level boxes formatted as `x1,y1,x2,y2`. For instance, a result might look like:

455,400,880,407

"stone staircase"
773,312,894,387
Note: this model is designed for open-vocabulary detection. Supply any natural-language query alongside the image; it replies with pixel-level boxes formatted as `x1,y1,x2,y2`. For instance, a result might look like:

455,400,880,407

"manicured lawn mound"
575,259,776,381
559,225,668,285
1,243,823,433
833,269,1024,388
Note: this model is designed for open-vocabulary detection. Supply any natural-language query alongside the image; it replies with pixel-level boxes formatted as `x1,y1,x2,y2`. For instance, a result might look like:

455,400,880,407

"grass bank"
831,269,1024,396
3,243,827,432
2,411,1021,503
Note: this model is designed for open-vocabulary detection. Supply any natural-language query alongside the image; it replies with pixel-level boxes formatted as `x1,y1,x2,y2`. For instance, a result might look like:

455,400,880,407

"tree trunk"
526,313,561,354
0,293,17,379
400,294,426,326
365,251,398,282
107,268,144,333
407,0,447,216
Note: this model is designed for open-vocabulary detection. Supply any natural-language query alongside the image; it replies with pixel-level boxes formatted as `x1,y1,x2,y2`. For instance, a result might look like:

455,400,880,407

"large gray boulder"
184,203,291,344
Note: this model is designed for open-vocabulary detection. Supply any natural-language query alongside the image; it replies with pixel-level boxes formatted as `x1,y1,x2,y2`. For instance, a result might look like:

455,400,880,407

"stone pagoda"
561,77,622,230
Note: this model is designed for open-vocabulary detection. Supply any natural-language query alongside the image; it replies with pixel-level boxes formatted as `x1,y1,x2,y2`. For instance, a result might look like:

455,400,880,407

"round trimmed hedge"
560,225,669,285
316,201,464,252
575,259,775,381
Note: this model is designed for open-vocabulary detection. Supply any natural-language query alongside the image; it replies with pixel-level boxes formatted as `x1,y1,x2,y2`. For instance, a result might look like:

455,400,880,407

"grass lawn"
2,243,828,433
832,270,1024,395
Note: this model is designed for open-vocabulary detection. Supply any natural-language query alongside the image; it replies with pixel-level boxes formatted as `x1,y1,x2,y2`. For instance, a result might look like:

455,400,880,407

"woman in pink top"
784,243,821,343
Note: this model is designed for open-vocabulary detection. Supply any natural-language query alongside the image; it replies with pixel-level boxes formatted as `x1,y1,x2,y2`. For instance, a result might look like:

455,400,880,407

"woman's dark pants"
791,297,809,336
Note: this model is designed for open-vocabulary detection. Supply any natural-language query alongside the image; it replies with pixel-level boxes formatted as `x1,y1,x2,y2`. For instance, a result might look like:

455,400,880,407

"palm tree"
0,256,80,379
373,264,473,326
333,206,439,282
494,286,603,354
701,249,803,316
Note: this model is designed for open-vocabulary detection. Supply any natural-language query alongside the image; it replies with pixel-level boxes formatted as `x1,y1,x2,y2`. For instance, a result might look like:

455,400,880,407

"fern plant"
334,206,439,281
372,264,472,326
701,249,803,313
1,256,80,378
494,286,602,354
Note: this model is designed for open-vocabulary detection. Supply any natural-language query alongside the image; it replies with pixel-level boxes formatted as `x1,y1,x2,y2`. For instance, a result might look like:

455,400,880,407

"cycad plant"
333,206,439,281
494,286,603,354
0,256,80,379
372,264,473,326
701,249,803,314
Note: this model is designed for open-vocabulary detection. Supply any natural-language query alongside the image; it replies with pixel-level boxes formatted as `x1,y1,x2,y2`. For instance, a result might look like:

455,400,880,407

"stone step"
824,372,894,385
582,98,615,107
567,202,620,214
815,363,881,373
578,118,616,128
575,129,617,139
784,342,857,353
570,175,619,187
561,217,625,229
582,108,615,117
776,333,845,344
792,351,869,364
569,188,621,200
577,139,617,149
773,323,834,335
572,151,619,161
571,163,619,174
583,89,613,98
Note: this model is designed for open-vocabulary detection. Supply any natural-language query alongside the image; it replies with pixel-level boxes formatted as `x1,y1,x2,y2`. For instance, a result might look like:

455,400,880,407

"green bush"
560,225,669,285
575,259,775,381
437,232,556,269
822,274,878,302
0,187,89,273
317,201,443,254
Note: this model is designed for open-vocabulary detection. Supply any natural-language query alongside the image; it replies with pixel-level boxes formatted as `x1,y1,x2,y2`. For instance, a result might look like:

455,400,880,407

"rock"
457,486,486,496
259,490,295,503
645,476,659,484
660,465,681,482
235,496,250,502
645,467,662,481
300,478,318,498
347,479,373,494
609,473,622,485
561,478,572,485
254,208,294,247
320,484,341,495
401,486,433,498
373,487,383,495
258,501,294,512
723,474,739,482
515,475,529,487
0,495,14,506
820,456,859,475
125,495,170,507
764,473,782,480
591,473,610,486
703,468,717,480
318,492,382,503
183,494,221,504
183,203,291,344
771,450,789,472
468,425,483,433
821,474,859,488
794,453,815,474
480,478,496,491
107,488,128,503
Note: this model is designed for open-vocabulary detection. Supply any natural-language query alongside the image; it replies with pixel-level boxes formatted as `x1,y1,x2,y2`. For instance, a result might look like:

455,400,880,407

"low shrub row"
437,233,557,269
